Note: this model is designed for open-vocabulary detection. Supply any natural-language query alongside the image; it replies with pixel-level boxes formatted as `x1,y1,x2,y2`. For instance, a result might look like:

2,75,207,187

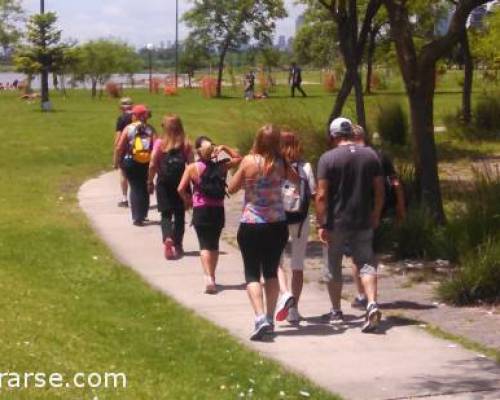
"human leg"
118,168,128,206
172,206,186,252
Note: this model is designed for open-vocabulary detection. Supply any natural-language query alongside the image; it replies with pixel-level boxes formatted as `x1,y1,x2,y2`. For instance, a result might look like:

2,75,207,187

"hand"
147,181,155,194
318,228,329,245
371,212,381,230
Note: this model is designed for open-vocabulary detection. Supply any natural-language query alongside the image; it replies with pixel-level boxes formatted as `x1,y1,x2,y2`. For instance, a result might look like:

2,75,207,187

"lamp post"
175,0,179,89
40,0,51,111
146,43,154,93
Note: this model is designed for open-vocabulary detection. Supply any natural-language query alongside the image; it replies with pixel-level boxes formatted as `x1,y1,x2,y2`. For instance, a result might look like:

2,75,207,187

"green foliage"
438,239,500,305
376,102,408,146
73,39,142,97
179,36,209,76
0,0,24,57
471,4,500,70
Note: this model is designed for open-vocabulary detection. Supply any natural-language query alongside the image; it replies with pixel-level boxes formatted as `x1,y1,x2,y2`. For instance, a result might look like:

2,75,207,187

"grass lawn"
0,83,497,399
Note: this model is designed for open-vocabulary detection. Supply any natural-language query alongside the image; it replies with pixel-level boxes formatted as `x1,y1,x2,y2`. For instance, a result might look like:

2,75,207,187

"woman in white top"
276,131,316,324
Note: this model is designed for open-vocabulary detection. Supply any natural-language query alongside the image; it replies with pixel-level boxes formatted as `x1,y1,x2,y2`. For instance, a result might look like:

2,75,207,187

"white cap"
329,117,353,138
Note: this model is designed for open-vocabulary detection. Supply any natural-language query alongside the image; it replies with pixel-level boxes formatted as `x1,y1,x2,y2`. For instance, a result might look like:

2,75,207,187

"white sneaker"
287,307,301,323
275,292,295,322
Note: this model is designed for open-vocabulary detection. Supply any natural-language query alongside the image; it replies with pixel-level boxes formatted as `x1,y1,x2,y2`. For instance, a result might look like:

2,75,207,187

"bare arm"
372,176,385,229
177,164,194,209
216,144,242,169
113,130,128,169
315,179,329,244
228,157,247,195
147,146,160,193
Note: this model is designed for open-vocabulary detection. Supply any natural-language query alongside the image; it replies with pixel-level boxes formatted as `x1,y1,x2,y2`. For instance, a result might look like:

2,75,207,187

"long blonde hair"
251,124,282,175
160,114,188,152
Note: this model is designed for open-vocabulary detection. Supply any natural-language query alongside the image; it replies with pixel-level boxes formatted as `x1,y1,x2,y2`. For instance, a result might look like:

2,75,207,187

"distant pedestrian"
114,104,156,226
316,117,385,333
244,71,255,100
115,97,134,208
228,124,296,341
178,136,241,293
148,114,193,259
289,62,307,98
276,131,316,324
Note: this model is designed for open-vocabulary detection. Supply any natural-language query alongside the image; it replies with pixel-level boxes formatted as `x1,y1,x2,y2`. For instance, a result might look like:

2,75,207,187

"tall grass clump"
438,239,500,305
376,102,408,146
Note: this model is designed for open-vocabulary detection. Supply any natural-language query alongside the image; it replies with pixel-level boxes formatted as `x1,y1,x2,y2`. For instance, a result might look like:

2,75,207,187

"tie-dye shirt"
240,155,286,224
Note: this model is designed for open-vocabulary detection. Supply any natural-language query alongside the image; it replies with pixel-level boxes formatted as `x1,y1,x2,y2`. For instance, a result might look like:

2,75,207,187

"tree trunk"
353,69,367,129
328,70,354,124
407,71,446,224
460,29,473,125
91,79,97,98
216,47,228,98
365,27,377,94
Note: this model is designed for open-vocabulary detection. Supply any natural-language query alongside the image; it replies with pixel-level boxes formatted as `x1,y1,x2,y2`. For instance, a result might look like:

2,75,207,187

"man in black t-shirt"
115,97,134,207
316,117,385,333
289,62,307,98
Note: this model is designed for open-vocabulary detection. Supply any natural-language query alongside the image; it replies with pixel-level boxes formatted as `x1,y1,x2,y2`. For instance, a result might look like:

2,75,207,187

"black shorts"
237,222,288,283
193,206,225,251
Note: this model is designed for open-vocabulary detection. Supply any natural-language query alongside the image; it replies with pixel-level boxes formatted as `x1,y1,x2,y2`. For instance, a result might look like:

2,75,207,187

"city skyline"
22,0,305,49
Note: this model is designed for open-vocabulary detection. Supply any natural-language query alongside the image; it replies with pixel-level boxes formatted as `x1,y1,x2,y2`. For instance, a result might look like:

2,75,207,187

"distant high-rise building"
287,37,294,51
167,40,173,48
295,14,305,33
277,35,286,50
160,41,165,49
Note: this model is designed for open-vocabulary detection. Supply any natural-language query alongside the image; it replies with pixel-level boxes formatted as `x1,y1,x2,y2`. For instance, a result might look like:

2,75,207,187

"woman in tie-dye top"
228,124,295,341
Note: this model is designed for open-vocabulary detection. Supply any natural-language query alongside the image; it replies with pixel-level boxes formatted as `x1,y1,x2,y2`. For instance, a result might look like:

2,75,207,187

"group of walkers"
112,97,406,341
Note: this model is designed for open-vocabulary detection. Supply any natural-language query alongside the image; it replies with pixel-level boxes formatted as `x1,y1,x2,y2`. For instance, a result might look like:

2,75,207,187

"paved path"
79,171,500,400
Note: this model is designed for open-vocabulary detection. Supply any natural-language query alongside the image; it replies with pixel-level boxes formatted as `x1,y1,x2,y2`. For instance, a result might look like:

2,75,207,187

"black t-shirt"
116,112,133,132
317,144,382,230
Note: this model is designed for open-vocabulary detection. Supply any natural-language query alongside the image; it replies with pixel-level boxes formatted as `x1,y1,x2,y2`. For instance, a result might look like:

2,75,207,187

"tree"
183,0,287,97
12,50,40,92
383,0,491,222
75,39,141,98
293,5,338,68
313,0,383,129
0,0,24,60
471,4,500,77
364,8,389,94
179,37,209,87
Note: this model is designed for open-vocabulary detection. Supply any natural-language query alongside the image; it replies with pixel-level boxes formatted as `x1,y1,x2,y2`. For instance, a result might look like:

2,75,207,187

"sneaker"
287,307,301,324
322,309,344,323
163,238,175,260
351,295,368,310
117,200,129,208
275,292,295,322
250,317,272,341
133,220,144,227
204,284,217,295
174,244,184,259
361,303,382,333
266,316,275,333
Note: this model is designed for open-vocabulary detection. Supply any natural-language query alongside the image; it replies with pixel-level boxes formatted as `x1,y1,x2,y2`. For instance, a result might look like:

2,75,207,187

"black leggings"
161,207,185,246
194,225,223,251
237,222,288,283
124,161,149,223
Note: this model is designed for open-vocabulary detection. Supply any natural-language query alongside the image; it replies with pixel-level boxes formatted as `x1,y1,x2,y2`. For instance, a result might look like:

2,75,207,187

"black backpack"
158,148,186,187
199,160,228,200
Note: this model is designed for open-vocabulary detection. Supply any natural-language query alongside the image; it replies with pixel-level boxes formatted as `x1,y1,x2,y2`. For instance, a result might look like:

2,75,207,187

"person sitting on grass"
178,136,241,294
148,114,193,260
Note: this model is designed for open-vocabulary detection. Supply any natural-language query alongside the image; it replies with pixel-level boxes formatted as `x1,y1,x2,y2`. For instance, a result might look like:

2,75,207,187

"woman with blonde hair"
228,124,295,340
178,136,241,294
276,131,316,324
148,114,193,259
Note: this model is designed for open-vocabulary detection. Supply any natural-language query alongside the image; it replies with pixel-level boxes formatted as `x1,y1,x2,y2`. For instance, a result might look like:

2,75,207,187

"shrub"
323,72,336,93
438,238,500,305
474,96,500,135
105,81,122,98
376,102,408,146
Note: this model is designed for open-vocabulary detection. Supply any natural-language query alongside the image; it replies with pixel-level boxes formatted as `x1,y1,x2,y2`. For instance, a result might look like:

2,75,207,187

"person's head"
160,114,186,151
352,124,366,145
280,130,302,163
132,104,150,122
252,124,282,174
291,62,297,67
195,136,215,161
328,117,353,147
120,97,133,112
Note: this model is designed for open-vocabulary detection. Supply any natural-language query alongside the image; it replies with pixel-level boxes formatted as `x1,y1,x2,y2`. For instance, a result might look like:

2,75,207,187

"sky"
23,0,305,48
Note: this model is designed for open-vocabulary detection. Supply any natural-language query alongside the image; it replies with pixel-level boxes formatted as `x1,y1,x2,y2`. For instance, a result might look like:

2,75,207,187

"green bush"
474,96,500,135
438,238,500,305
376,102,408,146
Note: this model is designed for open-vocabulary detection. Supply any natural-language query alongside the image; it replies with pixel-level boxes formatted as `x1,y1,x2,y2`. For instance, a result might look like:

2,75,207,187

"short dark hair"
195,135,213,149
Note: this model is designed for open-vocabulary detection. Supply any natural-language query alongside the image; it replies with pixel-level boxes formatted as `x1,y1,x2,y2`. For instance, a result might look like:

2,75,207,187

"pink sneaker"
164,238,175,260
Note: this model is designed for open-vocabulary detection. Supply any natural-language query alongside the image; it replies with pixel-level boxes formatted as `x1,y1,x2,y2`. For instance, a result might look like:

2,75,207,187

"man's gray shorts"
323,229,377,282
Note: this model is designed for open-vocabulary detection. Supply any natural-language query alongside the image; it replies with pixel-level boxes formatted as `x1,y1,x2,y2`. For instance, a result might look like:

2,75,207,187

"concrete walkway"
79,171,500,400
